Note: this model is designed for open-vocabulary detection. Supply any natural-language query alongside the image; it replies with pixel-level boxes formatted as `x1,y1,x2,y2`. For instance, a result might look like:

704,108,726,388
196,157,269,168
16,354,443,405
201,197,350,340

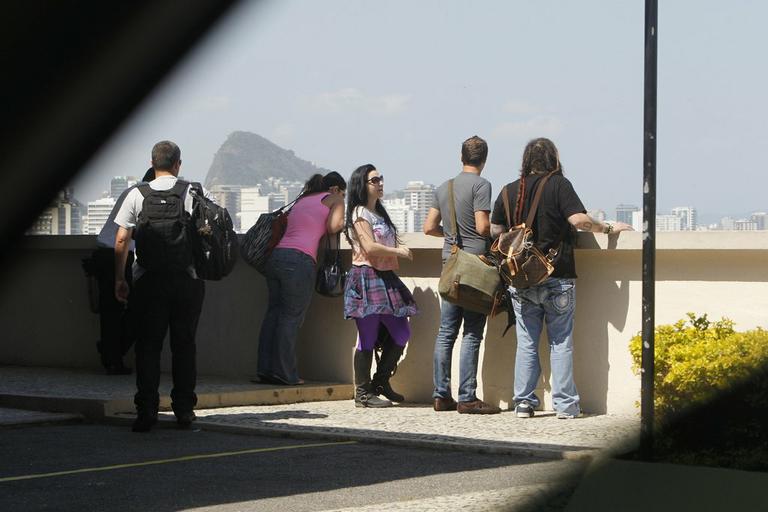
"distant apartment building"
616,204,640,225
587,209,606,223
268,191,289,211
403,181,435,233
110,176,139,199
656,214,682,232
383,197,416,233
86,197,117,235
209,185,244,232
719,217,735,230
280,183,304,203
750,212,768,230
28,188,83,235
734,219,758,231
239,187,271,232
631,210,643,232
671,206,697,231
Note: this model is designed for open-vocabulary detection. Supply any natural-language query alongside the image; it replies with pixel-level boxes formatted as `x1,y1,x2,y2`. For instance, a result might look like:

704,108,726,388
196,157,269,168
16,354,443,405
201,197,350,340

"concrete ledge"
20,231,768,251
0,366,351,420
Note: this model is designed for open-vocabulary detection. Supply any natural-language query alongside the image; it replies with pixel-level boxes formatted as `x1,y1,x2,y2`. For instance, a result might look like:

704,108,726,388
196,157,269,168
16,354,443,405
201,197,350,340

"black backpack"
188,183,238,280
134,180,193,272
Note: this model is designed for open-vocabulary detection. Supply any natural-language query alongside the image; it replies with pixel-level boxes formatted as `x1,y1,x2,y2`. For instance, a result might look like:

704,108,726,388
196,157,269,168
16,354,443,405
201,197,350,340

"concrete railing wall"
2,232,768,414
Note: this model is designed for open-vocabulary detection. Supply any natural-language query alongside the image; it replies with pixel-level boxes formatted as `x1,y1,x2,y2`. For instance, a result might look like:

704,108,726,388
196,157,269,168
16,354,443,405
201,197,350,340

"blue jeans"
433,300,488,403
510,277,580,416
257,248,315,384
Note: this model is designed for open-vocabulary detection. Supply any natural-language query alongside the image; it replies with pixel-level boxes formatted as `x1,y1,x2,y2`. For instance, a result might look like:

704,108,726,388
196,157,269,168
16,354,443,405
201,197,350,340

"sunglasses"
367,175,384,185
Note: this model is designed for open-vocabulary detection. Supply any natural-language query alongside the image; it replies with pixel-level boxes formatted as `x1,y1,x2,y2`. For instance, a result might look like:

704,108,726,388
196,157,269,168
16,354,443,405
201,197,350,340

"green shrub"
629,313,768,418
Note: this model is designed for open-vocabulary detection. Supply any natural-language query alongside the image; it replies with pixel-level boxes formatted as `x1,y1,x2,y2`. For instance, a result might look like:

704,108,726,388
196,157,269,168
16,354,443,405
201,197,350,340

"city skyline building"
750,212,767,230
382,197,416,234
656,214,682,232
239,187,270,232
27,188,83,235
86,197,117,235
671,206,697,231
109,176,139,199
615,204,640,225
403,181,435,233
209,184,244,232
734,219,758,231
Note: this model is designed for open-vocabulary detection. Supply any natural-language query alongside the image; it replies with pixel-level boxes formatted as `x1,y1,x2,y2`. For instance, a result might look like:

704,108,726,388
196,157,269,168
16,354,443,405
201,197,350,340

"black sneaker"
176,411,197,429
132,413,157,432
515,402,534,418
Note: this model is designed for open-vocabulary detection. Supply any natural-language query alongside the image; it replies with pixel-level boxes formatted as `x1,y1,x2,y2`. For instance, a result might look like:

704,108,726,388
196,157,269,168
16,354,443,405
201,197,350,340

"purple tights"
354,314,410,351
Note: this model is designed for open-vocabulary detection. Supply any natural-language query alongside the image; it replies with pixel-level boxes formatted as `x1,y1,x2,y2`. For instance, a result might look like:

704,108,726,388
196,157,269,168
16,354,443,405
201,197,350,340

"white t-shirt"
350,206,398,271
114,175,214,280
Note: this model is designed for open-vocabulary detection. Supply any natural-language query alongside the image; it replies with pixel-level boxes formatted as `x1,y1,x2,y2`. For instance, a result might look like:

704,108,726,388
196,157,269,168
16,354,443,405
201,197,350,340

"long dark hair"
515,138,563,222
300,171,347,196
344,164,399,245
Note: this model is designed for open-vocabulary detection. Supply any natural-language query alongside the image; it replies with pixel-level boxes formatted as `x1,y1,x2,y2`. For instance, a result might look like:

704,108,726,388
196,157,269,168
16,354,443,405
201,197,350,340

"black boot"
354,350,392,408
371,331,405,403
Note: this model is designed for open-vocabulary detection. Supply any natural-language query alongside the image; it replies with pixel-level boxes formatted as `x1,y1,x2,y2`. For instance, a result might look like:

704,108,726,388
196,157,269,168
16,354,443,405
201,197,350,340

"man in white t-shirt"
114,140,213,432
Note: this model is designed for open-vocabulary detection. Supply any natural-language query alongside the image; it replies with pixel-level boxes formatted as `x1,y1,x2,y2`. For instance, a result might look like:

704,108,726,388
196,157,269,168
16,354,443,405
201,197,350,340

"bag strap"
137,183,151,198
522,170,557,228
447,179,462,248
276,193,301,214
515,170,567,259
137,179,187,199
501,185,511,227
189,181,204,199
322,231,342,262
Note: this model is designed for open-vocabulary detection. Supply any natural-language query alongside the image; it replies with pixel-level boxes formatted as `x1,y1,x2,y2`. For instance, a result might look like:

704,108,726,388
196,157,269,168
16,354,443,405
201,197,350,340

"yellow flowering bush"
629,313,768,418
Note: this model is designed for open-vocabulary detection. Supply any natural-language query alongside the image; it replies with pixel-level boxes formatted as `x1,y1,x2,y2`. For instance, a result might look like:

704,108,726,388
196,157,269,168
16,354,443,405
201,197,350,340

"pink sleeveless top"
275,193,330,262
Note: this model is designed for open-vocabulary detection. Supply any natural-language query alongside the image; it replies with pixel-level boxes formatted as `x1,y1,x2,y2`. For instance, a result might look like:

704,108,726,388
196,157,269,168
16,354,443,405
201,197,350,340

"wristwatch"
603,223,614,234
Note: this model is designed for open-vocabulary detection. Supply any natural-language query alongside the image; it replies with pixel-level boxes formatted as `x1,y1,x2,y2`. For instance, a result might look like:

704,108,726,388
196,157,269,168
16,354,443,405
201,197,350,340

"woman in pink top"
343,164,418,408
256,172,346,385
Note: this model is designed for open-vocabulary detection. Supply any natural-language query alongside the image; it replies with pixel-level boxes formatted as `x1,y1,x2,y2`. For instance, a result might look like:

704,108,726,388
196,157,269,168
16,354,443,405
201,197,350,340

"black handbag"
315,232,345,297
240,195,300,274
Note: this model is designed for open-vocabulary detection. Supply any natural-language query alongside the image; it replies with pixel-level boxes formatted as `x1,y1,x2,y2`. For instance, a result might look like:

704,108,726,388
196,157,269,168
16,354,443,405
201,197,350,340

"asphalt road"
0,423,585,511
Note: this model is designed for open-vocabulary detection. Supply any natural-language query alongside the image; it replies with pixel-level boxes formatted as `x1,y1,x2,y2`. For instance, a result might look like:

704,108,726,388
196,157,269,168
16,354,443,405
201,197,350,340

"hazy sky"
73,1,768,223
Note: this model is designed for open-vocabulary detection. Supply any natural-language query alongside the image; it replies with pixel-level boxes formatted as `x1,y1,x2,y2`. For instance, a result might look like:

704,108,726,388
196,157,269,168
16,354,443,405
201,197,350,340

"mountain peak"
204,131,328,188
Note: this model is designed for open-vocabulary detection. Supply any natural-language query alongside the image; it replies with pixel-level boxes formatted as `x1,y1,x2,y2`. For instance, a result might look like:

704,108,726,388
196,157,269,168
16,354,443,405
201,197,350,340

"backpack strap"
137,183,152,198
171,179,189,199
523,170,558,228
501,185,511,227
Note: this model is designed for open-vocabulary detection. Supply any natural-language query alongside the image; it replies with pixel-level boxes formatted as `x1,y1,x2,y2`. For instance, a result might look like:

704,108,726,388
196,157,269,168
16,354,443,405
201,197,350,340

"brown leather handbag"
491,171,561,289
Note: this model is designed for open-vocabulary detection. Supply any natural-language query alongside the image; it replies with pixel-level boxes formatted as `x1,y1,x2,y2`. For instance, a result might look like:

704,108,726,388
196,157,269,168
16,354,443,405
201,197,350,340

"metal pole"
641,0,658,461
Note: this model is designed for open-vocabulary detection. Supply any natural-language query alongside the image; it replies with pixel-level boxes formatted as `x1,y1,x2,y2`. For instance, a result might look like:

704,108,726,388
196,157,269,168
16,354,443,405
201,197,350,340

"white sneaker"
556,410,583,419
515,402,534,418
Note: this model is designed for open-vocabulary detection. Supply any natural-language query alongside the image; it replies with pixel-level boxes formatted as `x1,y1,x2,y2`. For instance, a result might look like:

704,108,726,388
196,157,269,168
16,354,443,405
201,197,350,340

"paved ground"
0,407,81,427
0,365,641,460
153,401,640,459
0,423,586,512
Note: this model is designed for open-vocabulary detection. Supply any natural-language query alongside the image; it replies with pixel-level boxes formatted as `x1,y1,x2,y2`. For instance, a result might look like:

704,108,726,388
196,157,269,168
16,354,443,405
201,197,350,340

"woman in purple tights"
343,164,418,408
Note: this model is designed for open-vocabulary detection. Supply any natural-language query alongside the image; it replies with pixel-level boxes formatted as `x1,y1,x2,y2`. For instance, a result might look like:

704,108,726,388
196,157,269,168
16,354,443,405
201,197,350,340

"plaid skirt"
343,265,419,319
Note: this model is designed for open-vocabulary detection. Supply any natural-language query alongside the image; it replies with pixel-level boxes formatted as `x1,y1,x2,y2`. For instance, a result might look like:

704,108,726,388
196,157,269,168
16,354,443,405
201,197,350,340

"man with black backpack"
114,140,216,432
